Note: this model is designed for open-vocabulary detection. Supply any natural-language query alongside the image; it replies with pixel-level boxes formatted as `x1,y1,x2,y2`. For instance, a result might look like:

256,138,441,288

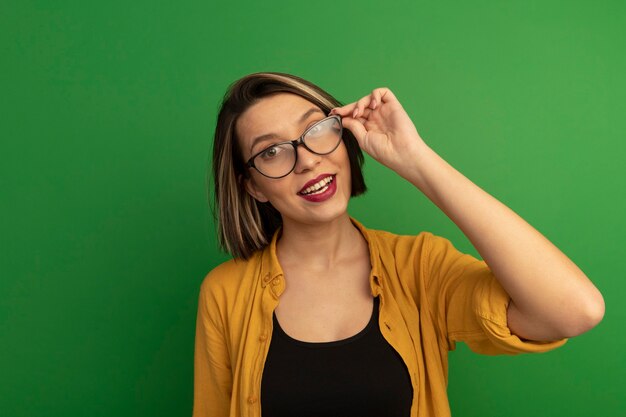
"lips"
298,173,336,195
296,172,338,203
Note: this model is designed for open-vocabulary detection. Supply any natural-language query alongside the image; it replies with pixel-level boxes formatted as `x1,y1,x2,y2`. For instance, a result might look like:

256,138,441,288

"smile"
298,175,334,196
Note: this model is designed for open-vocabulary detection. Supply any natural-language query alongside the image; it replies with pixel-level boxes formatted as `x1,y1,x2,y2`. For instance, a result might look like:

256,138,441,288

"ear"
242,174,269,203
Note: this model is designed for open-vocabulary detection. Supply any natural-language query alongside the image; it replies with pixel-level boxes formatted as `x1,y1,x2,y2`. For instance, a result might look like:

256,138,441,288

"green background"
2,0,624,415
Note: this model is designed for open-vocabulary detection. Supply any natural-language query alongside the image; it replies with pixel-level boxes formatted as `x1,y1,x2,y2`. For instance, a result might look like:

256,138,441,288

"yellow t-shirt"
193,217,568,417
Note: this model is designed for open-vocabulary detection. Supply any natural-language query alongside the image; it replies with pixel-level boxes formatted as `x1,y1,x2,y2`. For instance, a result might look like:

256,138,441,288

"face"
236,93,352,227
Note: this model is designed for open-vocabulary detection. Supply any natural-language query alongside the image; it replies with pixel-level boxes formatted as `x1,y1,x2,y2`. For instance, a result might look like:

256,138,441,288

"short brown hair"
210,71,367,259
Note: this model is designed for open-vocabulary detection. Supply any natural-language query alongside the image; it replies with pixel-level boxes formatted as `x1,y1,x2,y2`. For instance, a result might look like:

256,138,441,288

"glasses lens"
253,142,296,178
303,116,342,154
251,116,343,178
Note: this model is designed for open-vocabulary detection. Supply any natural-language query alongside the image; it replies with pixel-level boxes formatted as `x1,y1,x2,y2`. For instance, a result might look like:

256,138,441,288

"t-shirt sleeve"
193,274,232,417
423,232,568,355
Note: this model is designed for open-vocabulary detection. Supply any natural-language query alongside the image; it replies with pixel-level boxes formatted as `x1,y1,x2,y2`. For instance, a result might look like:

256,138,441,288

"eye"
260,145,282,160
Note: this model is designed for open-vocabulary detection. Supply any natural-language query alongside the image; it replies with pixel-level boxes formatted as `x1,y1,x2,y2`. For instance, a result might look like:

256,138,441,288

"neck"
276,213,365,271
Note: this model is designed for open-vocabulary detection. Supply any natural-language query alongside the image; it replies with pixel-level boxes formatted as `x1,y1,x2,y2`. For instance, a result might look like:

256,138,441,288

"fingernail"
353,108,358,118
371,100,376,109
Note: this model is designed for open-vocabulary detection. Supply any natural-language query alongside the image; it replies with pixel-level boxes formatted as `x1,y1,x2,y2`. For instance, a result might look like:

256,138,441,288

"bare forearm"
329,88,604,340
403,144,605,340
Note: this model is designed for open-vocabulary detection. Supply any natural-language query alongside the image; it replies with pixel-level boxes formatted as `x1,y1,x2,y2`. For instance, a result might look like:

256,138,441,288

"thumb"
340,117,368,147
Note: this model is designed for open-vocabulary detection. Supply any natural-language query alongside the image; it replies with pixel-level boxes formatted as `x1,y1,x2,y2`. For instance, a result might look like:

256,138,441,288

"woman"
193,72,604,417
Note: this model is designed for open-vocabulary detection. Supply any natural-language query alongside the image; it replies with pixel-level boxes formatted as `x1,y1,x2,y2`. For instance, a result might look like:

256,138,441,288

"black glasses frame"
244,114,343,179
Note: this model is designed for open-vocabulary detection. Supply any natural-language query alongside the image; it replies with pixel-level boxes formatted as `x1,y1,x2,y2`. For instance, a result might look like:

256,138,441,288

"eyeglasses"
245,115,343,179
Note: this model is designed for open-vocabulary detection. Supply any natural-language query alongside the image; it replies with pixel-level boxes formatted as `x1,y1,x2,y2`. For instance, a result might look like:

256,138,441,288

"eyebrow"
249,107,325,153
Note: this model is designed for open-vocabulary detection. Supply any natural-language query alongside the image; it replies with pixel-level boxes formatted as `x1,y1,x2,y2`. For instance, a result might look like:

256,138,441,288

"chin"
281,196,350,227
306,194,350,225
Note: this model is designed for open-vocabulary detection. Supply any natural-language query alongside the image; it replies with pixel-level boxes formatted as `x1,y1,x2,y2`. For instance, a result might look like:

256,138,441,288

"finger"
330,88,391,117
362,87,397,112
330,103,370,119
360,107,373,119
374,87,397,105
353,94,375,118
340,116,367,147
357,88,393,116
369,88,382,110
329,102,357,117
331,91,376,118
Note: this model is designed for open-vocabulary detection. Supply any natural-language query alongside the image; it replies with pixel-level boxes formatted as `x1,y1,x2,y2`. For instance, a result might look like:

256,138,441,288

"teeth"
306,185,329,195
300,176,333,195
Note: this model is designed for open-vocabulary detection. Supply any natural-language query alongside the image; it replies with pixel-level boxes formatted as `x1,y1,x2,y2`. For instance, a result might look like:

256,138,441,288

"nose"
293,142,322,174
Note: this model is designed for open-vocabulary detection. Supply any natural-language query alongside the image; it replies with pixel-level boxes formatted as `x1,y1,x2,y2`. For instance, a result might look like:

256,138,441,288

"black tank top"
261,296,413,417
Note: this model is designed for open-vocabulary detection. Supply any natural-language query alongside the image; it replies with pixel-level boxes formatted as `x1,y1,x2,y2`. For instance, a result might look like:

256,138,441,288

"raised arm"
330,88,604,341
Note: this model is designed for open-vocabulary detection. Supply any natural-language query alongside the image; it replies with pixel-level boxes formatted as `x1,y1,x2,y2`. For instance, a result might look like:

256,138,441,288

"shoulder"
198,251,264,301
363,225,433,256
359,225,442,305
